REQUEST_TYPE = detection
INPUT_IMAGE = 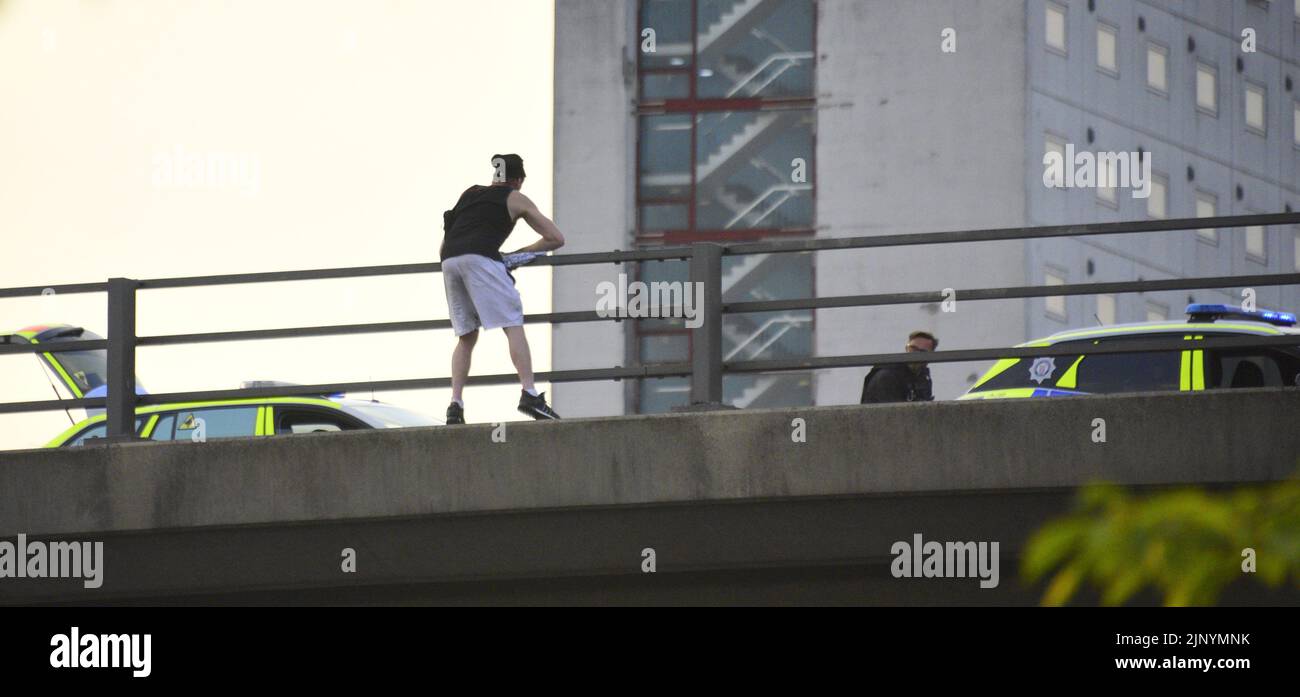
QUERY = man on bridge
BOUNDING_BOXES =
[440,153,566,424]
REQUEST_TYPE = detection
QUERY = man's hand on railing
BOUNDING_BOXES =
[502,251,543,270]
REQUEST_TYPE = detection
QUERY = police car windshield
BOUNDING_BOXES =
[41,331,108,394]
[344,402,439,428]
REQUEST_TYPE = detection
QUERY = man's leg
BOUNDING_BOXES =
[502,325,534,393]
[504,325,560,420]
[451,329,478,404]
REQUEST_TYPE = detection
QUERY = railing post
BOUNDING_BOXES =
[106,277,138,440]
[689,242,724,405]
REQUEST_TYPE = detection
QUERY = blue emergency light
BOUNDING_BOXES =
[1185,304,1298,326]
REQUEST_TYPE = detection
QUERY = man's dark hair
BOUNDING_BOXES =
[491,153,526,182]
[909,330,938,349]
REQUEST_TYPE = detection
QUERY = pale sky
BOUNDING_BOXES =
[0,0,556,450]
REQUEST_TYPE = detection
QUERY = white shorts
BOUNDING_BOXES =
[442,254,524,336]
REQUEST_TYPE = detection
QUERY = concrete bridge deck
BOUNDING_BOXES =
[1,388,1296,604]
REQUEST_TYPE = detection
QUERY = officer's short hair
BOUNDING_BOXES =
[491,153,526,181]
[909,330,938,349]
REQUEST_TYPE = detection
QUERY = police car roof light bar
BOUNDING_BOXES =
[1185,303,1298,326]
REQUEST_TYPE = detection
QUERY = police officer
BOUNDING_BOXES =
[860,331,937,404]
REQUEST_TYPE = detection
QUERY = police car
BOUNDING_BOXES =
[45,392,441,447]
[959,304,1300,400]
[0,324,121,405]
[1,323,440,447]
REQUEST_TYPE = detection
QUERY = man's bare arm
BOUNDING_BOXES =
[506,191,566,254]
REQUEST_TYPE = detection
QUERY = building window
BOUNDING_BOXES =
[1045,268,1067,320]
[1145,43,1168,94]
[1196,63,1217,116]
[1146,302,1168,323]
[1096,182,1117,206]
[1294,228,1300,271]
[1045,134,1067,160]
[1245,224,1267,263]
[1096,23,1118,75]
[1046,2,1067,54]
[1245,83,1266,135]
[1044,134,1067,190]
[1096,293,1117,325]
[1096,158,1118,207]
[1294,101,1300,147]
[1296,0,1300,20]
[1148,172,1168,219]
[1196,190,1218,244]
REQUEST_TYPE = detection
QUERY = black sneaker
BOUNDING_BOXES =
[518,391,561,420]
[445,402,465,425]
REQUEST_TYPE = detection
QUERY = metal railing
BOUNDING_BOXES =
[1,212,1298,438]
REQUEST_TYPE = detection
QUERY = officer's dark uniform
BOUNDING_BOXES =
[860,364,934,403]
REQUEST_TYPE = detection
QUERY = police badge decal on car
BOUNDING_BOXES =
[1028,357,1057,385]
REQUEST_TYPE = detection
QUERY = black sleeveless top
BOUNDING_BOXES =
[440,185,519,262]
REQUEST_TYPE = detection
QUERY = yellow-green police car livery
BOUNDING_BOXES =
[960,305,1300,400]
[4,324,441,447]
[0,324,119,404]
[45,395,440,447]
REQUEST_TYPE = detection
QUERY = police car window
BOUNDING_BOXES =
[69,424,107,447]
[1277,350,1300,387]
[149,414,176,441]
[45,349,107,394]
[68,417,146,447]
[1072,350,1181,393]
[967,354,1083,392]
[174,407,259,441]
[1210,352,1284,389]
[276,409,357,434]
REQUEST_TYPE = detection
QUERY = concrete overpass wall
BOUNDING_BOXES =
[1,388,1296,603]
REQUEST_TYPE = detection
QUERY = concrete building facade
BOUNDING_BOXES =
[552,0,1300,416]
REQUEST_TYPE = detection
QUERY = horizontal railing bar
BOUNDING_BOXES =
[5,214,1294,296]
[132,364,691,406]
[139,321,451,346]
[133,271,1300,348]
[0,340,108,356]
[727,334,1300,373]
[726,273,1300,314]
[726,213,1300,256]
[0,282,109,299]
[0,397,104,415]
[137,312,619,347]
[538,247,693,266]
[138,263,441,289]
[133,249,694,291]
[0,365,690,415]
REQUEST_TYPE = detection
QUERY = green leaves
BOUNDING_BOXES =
[1022,477,1300,606]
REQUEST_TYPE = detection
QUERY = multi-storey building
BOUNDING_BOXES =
[552,0,1300,416]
